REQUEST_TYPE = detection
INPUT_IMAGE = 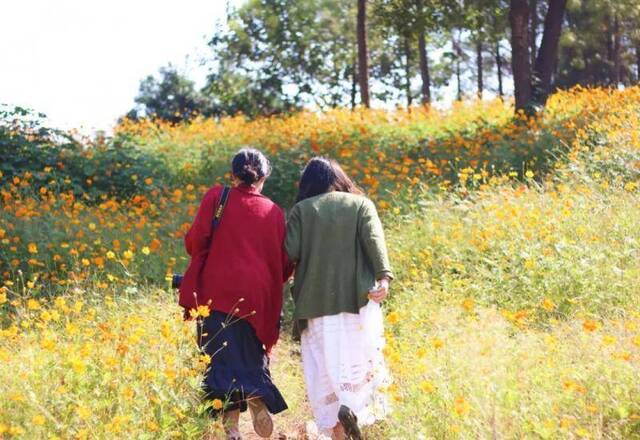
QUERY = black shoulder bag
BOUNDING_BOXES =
[172,186,231,289]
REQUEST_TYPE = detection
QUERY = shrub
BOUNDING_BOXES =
[0,105,171,201]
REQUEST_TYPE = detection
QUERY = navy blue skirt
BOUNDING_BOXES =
[198,311,288,415]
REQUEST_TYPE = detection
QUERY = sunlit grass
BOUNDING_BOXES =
[2,85,640,437]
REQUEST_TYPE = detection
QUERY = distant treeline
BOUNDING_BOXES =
[127,0,640,121]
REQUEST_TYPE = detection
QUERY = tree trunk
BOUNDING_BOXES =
[613,15,621,86]
[531,0,567,107]
[357,0,370,108]
[454,33,462,101]
[637,44,640,84]
[496,40,504,99]
[476,39,484,99]
[404,37,413,108]
[605,14,613,84]
[351,57,357,109]
[529,0,538,67]
[510,0,531,111]
[418,28,431,104]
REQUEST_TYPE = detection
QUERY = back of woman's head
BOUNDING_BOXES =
[296,157,363,203]
[231,148,272,185]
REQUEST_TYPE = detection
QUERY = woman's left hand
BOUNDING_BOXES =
[368,277,390,303]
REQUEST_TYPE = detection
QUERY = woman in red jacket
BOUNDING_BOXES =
[179,148,290,440]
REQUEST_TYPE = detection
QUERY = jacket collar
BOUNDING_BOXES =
[235,183,261,195]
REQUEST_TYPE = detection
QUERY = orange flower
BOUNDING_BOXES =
[461,298,474,312]
[211,399,223,410]
[149,238,161,252]
[582,319,600,332]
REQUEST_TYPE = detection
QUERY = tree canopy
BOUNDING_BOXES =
[129,0,640,120]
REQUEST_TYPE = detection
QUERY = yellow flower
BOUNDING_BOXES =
[123,250,134,259]
[27,298,41,310]
[419,381,435,393]
[122,387,134,399]
[106,251,116,260]
[575,427,590,437]
[141,246,151,255]
[73,301,83,313]
[386,311,400,325]
[0,291,7,304]
[32,415,46,426]
[541,298,556,311]
[28,243,38,254]
[613,351,631,362]
[40,310,52,322]
[54,296,67,310]
[453,396,470,416]
[8,426,25,435]
[81,258,90,267]
[197,305,210,318]
[70,358,86,374]
[76,405,91,420]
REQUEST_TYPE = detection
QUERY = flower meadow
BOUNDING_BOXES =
[2,86,640,438]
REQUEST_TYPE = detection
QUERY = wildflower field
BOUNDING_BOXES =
[2,86,640,438]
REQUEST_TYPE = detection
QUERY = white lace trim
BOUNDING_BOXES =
[301,302,391,431]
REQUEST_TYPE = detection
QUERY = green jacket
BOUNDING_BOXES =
[285,191,393,332]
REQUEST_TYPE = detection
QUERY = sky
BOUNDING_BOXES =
[0,0,237,133]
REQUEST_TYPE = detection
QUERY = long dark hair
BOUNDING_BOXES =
[231,148,272,185]
[296,157,364,203]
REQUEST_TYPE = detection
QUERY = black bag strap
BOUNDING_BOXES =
[211,186,231,232]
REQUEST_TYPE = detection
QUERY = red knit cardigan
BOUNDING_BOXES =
[179,184,292,351]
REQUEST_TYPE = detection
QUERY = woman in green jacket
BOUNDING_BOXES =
[286,157,393,440]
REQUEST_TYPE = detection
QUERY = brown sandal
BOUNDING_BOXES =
[248,398,274,438]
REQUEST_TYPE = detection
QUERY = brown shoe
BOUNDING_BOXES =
[248,398,274,438]
[337,405,362,440]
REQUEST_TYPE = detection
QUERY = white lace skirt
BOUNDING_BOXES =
[300,301,391,432]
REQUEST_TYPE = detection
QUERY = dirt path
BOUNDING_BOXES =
[237,337,313,439]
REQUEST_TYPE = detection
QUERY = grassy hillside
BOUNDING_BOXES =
[1,87,640,438]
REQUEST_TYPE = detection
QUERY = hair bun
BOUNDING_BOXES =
[241,164,260,184]
[231,148,272,185]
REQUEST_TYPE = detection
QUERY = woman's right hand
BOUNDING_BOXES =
[368,278,390,303]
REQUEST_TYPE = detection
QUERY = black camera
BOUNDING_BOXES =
[171,274,183,289]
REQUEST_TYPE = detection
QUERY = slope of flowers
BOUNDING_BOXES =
[0,182,202,292]
[2,181,640,439]
[2,86,640,438]
[115,86,640,207]
[0,291,212,439]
